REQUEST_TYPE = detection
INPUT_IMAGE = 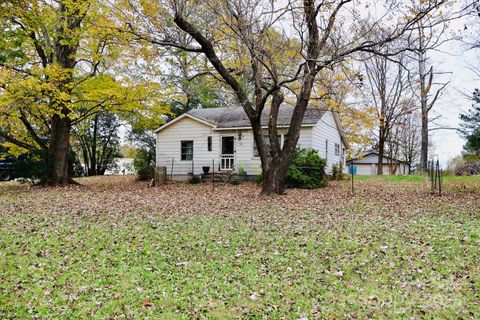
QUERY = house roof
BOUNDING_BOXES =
[347,152,409,164]
[187,105,326,128]
[154,105,350,148]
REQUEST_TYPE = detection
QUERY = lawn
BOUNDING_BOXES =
[0,176,479,319]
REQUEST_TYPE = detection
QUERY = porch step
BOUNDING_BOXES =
[205,172,233,183]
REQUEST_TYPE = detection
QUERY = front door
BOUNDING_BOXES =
[220,136,235,170]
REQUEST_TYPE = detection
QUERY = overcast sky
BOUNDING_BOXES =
[428,13,479,166]
[122,2,479,168]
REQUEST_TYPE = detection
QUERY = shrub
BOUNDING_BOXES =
[188,174,202,184]
[13,151,46,180]
[455,160,480,176]
[11,149,84,180]
[68,150,85,177]
[286,148,327,189]
[230,175,241,185]
[133,148,155,181]
[331,163,344,181]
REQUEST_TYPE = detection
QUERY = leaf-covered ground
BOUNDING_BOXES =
[0,176,479,319]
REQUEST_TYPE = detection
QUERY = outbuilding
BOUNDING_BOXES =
[347,152,410,176]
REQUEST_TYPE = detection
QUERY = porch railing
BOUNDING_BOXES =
[220,154,234,170]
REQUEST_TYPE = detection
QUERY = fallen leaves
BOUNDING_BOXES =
[142,300,153,308]
[0,175,478,319]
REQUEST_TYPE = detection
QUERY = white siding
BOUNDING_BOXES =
[216,127,313,176]
[312,111,343,173]
[352,154,380,164]
[297,127,313,149]
[156,111,345,178]
[156,117,217,176]
[222,130,260,175]
[347,161,410,176]
[355,164,375,175]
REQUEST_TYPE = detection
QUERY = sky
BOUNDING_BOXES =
[428,14,479,166]
[120,1,478,169]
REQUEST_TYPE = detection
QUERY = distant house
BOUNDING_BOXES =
[104,158,135,175]
[154,105,349,180]
[346,152,410,176]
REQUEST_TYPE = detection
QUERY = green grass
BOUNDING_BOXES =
[349,174,377,181]
[354,173,480,186]
[383,174,426,183]
[0,176,479,319]
[352,174,426,183]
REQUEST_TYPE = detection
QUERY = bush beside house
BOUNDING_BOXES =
[286,148,327,189]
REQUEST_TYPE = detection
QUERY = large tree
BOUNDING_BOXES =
[362,52,412,175]
[72,112,122,176]
[166,49,233,116]
[0,0,170,184]
[406,2,473,170]
[413,20,449,172]
[0,0,93,184]
[397,111,422,172]
[459,89,480,159]
[113,0,448,194]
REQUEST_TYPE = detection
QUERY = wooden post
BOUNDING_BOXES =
[428,160,435,190]
[339,160,343,179]
[212,158,215,190]
[351,160,354,194]
[436,160,442,196]
[170,157,174,182]
[438,165,442,196]
[154,166,167,186]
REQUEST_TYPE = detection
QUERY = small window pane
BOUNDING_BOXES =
[207,136,212,152]
[181,141,193,160]
[335,143,340,156]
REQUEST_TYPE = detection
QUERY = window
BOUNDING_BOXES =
[207,136,212,151]
[335,143,340,156]
[181,141,193,160]
[253,135,281,157]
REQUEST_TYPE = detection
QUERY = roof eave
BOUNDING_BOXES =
[348,152,410,164]
[331,110,350,149]
[154,113,216,133]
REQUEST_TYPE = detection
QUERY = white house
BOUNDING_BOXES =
[155,105,349,180]
[346,151,410,176]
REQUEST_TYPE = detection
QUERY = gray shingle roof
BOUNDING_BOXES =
[187,105,326,128]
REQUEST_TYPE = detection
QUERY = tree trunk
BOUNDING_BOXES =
[418,27,429,172]
[420,109,428,172]
[391,162,398,175]
[377,127,385,175]
[261,166,287,195]
[173,1,320,195]
[46,114,72,185]
[261,154,292,195]
[261,142,294,195]
[43,2,83,185]
[88,114,98,176]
